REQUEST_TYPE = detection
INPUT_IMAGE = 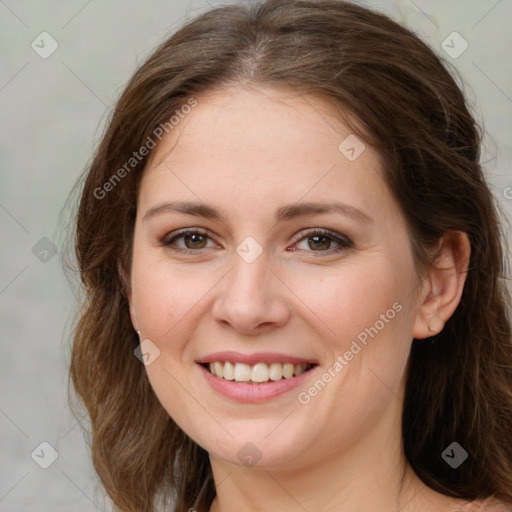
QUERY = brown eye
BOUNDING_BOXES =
[163,229,215,253]
[182,232,208,249]
[307,235,332,251]
[292,229,352,255]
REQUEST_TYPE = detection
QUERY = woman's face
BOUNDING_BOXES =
[127,86,424,470]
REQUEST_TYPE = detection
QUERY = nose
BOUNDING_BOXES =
[211,250,291,335]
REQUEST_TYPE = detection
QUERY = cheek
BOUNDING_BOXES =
[288,258,415,401]
[289,260,407,344]
[130,253,214,343]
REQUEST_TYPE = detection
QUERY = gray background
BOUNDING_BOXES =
[0,0,511,510]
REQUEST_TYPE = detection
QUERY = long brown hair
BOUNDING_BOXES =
[68,1,512,510]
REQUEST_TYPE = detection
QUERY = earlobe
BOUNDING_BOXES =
[426,316,445,334]
[412,231,471,340]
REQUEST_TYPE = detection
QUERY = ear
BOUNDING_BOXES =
[412,231,471,339]
[118,260,139,333]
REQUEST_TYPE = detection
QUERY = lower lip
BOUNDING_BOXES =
[198,364,317,403]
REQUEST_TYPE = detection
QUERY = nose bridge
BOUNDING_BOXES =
[212,239,291,331]
[226,242,272,304]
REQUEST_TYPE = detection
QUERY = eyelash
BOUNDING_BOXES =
[161,228,353,256]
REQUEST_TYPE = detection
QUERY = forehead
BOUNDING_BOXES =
[139,85,396,224]
[147,85,365,167]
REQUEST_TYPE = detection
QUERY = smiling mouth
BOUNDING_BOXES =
[201,361,317,384]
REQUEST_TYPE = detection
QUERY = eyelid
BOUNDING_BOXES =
[161,227,353,254]
[162,227,216,247]
[290,228,352,247]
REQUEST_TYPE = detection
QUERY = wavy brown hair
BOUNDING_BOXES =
[67,0,512,510]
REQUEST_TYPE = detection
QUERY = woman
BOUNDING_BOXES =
[68,0,512,511]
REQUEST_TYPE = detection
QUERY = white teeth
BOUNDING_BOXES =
[206,361,312,382]
[294,363,307,376]
[234,363,252,381]
[251,363,270,383]
[283,363,294,379]
[223,361,235,380]
[269,362,283,381]
[214,361,224,379]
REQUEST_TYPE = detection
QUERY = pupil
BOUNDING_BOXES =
[310,236,329,250]
[183,234,331,251]
[186,234,206,249]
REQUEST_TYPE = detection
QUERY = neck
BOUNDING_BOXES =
[207,405,443,512]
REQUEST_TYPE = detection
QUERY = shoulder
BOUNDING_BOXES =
[452,497,511,512]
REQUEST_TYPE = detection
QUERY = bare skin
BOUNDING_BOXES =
[123,85,493,511]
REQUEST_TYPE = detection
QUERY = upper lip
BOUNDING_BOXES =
[196,351,319,366]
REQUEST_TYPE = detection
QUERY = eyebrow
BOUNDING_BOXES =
[143,200,373,225]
